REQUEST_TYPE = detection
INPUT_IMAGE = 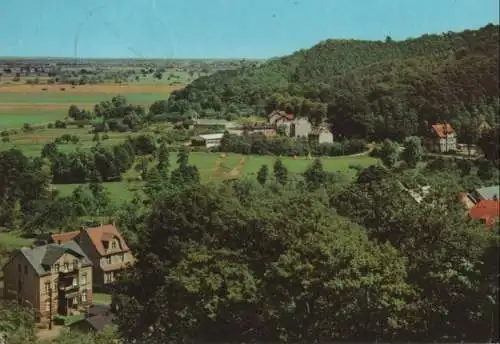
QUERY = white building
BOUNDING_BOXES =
[309,127,334,144]
[191,133,225,148]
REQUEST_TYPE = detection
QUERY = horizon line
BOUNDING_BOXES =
[0,55,268,61]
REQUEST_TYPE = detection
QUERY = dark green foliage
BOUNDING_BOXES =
[273,158,288,185]
[378,139,399,168]
[303,158,327,188]
[219,132,366,156]
[48,141,135,184]
[168,24,499,141]
[401,136,423,168]
[156,143,170,175]
[256,164,269,185]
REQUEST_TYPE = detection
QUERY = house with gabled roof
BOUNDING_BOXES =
[427,122,457,153]
[51,224,135,290]
[469,200,500,229]
[2,241,93,326]
[268,110,312,138]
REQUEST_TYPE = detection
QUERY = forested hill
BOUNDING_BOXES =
[167,23,499,141]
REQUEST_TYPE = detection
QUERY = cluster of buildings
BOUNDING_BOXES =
[191,110,334,148]
[2,223,134,329]
[460,185,500,228]
[401,183,499,228]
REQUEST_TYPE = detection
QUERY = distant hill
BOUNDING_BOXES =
[168,24,499,141]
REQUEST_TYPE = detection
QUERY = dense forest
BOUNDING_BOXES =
[167,24,499,141]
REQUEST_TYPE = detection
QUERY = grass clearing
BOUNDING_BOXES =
[0,127,138,156]
[93,293,112,305]
[0,108,67,128]
[51,152,377,203]
[0,231,33,251]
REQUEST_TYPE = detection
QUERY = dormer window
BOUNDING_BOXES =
[102,241,109,250]
[73,259,79,270]
[111,241,117,249]
[54,264,60,272]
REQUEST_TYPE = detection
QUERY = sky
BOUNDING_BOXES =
[1,0,499,59]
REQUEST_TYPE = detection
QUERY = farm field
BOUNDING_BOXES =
[0,127,137,156]
[54,152,378,202]
[0,83,182,128]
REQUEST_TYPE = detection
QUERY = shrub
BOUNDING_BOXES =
[22,123,33,132]
[54,120,67,129]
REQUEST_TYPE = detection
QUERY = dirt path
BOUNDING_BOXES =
[225,157,248,179]
[209,154,227,180]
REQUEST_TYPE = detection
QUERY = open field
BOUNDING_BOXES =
[54,152,378,202]
[0,127,136,155]
[0,108,68,128]
[0,83,183,129]
[0,83,184,94]
[0,231,34,251]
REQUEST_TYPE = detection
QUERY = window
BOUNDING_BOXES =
[81,273,87,285]
[45,300,51,311]
[81,291,87,302]
[106,256,111,265]
[54,278,58,289]
[63,262,69,271]
[105,272,114,283]
[111,241,117,249]
[54,264,60,272]
[73,259,79,269]
[119,253,125,262]
[72,278,77,287]
[44,282,50,293]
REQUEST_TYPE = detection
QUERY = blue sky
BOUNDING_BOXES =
[1,0,498,59]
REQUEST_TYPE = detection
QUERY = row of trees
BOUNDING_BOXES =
[41,142,136,184]
[218,131,367,156]
[0,148,119,233]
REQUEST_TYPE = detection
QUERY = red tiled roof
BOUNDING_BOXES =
[432,123,455,138]
[51,231,79,244]
[269,110,294,121]
[85,224,130,256]
[469,200,500,229]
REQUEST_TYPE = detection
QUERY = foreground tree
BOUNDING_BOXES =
[114,182,413,342]
[0,300,36,344]
[332,170,499,341]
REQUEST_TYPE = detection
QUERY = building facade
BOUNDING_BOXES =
[49,224,135,290]
[309,127,334,144]
[428,123,457,153]
[191,133,225,148]
[2,241,93,325]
